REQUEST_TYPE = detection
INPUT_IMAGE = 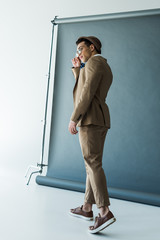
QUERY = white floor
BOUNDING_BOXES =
[0,172,160,240]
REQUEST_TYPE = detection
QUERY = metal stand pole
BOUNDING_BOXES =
[25,18,57,185]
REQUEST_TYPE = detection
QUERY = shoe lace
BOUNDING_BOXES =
[95,213,101,222]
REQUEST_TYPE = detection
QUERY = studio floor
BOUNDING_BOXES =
[0,172,160,240]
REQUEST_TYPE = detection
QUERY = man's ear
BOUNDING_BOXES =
[90,44,95,52]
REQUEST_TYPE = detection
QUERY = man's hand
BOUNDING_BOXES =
[68,120,78,135]
[72,57,81,68]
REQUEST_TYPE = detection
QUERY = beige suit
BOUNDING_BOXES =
[70,55,113,208]
[70,55,113,127]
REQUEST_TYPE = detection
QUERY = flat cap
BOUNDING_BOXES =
[77,36,102,53]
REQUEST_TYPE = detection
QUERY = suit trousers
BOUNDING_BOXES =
[79,124,110,208]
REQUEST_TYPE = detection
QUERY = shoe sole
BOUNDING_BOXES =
[69,211,93,221]
[88,217,116,234]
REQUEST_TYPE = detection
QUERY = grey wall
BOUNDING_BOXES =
[36,10,160,206]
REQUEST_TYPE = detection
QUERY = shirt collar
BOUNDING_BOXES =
[93,54,102,57]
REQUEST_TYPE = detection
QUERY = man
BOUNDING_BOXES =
[68,36,116,234]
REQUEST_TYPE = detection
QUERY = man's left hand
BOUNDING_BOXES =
[68,120,78,135]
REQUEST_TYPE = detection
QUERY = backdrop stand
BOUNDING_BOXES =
[25,17,58,185]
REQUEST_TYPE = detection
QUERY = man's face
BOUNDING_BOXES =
[76,41,93,63]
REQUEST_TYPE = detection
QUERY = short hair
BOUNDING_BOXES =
[76,38,101,54]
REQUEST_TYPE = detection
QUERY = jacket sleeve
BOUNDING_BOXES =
[72,67,80,81]
[70,58,102,123]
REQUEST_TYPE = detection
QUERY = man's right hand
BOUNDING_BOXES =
[72,57,81,68]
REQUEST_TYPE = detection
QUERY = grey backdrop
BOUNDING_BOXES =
[36,10,160,206]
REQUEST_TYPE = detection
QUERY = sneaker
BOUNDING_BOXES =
[88,211,116,233]
[69,205,93,220]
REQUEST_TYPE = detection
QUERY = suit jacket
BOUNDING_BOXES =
[70,55,113,128]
